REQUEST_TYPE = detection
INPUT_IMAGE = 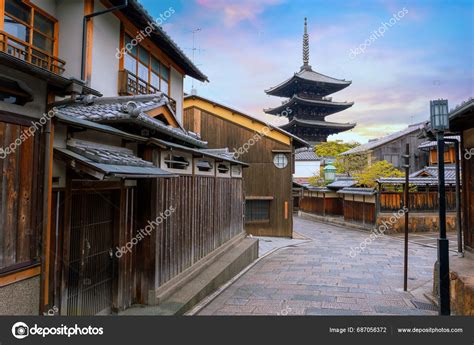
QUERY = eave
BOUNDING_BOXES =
[264,95,354,115]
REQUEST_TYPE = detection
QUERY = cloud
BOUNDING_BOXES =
[195,0,282,27]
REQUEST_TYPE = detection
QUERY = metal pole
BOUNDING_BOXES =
[437,131,451,315]
[403,144,410,291]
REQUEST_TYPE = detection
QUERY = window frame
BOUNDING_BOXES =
[2,0,58,58]
[245,199,271,223]
[122,32,171,96]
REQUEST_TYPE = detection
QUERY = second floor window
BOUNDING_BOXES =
[4,0,55,53]
[2,0,59,72]
[123,34,170,95]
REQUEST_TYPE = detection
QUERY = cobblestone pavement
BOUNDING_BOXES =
[197,216,452,315]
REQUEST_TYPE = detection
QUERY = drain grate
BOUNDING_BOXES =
[411,300,438,311]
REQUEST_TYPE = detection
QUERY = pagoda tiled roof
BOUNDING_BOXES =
[264,94,354,115]
[265,67,351,98]
[280,118,356,131]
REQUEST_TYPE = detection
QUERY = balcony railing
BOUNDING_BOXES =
[118,69,177,113]
[0,31,65,75]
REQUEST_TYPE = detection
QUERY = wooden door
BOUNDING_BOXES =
[64,189,118,316]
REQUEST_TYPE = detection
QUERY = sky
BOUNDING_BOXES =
[140,0,474,143]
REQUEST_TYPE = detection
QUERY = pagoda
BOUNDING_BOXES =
[264,18,355,145]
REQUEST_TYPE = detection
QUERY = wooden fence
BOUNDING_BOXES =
[380,191,456,212]
[153,176,244,287]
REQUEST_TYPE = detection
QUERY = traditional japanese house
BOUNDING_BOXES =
[264,18,355,145]
[183,95,309,237]
[0,0,256,316]
[450,98,474,251]
[340,122,430,173]
[0,0,101,315]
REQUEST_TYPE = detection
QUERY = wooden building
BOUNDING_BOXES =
[184,95,309,237]
[449,98,474,251]
[0,0,254,316]
[340,122,430,173]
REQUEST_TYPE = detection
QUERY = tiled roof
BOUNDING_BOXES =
[341,122,428,155]
[410,165,459,180]
[418,136,460,149]
[377,176,457,186]
[326,177,357,189]
[295,147,319,161]
[56,139,174,178]
[55,94,207,148]
[337,187,377,195]
[67,139,153,167]
[280,118,356,130]
[117,0,208,82]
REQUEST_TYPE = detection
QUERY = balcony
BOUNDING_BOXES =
[118,69,176,113]
[0,30,65,75]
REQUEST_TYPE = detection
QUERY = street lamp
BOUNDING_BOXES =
[324,164,336,182]
[430,99,451,316]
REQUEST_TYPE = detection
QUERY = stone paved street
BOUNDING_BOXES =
[197,216,453,315]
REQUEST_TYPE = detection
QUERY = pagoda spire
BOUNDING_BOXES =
[302,17,311,70]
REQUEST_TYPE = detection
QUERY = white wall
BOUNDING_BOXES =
[170,67,184,123]
[90,1,120,96]
[56,0,84,80]
[294,161,321,178]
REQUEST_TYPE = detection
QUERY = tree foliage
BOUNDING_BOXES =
[314,141,359,157]
[335,153,368,175]
[354,160,404,188]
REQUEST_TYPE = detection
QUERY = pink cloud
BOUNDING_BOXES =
[195,0,282,27]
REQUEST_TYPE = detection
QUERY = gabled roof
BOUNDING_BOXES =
[264,95,354,115]
[265,68,351,98]
[184,94,310,148]
[377,176,457,186]
[449,98,474,131]
[341,122,427,155]
[410,165,459,180]
[55,94,207,148]
[112,0,208,82]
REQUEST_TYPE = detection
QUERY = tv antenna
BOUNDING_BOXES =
[184,28,205,93]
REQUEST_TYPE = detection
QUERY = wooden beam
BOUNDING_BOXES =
[84,0,94,82]
[0,266,41,287]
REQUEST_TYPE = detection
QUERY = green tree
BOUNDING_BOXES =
[314,141,359,157]
[335,153,368,175]
[354,160,404,188]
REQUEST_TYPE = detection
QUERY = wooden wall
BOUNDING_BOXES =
[0,118,42,272]
[462,127,474,250]
[343,199,376,224]
[184,107,293,237]
[299,195,343,217]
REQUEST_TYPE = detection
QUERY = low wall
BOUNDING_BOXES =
[0,276,40,315]
[376,212,457,234]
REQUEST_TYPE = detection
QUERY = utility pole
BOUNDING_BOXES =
[402,143,410,291]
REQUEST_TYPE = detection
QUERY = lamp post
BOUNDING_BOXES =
[430,99,451,315]
[324,164,336,182]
